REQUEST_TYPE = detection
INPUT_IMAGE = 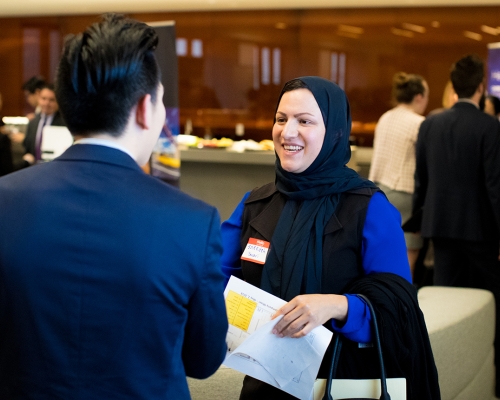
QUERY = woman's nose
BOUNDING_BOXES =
[282,120,298,138]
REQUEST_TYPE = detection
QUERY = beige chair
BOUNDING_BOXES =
[188,365,245,400]
[418,286,497,400]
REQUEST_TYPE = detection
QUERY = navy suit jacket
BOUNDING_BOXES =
[413,101,500,241]
[0,144,228,399]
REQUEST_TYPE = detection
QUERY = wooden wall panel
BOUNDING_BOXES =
[0,6,498,144]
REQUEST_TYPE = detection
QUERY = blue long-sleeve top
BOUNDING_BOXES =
[221,191,412,343]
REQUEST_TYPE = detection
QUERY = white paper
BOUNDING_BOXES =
[41,126,73,161]
[223,276,333,400]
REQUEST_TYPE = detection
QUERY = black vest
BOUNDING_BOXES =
[238,183,383,399]
[239,182,378,296]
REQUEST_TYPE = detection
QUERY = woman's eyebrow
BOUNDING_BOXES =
[275,111,315,117]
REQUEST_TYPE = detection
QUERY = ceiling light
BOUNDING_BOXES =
[481,25,499,36]
[275,22,287,30]
[431,21,440,28]
[401,23,426,33]
[391,28,414,38]
[463,31,483,41]
[338,24,364,35]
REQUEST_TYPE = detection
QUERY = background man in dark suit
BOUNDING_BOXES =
[21,83,66,167]
[413,54,500,395]
[0,13,228,399]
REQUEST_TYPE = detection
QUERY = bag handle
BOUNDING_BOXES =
[322,294,391,400]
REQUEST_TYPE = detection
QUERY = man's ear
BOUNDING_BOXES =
[135,94,152,129]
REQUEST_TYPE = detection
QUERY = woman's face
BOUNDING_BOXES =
[272,88,326,174]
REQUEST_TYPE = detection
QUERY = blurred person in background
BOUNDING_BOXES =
[369,72,429,276]
[9,76,48,146]
[22,75,46,119]
[19,83,65,168]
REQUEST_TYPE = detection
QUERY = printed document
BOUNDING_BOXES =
[223,276,333,400]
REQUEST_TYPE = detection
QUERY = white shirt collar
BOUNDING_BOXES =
[73,138,135,160]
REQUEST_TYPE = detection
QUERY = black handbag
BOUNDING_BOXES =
[322,294,392,400]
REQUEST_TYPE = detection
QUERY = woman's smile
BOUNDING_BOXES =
[282,144,304,152]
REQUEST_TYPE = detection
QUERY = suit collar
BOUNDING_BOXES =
[73,138,134,159]
[453,100,480,110]
[55,143,142,172]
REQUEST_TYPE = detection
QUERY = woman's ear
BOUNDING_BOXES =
[135,94,152,129]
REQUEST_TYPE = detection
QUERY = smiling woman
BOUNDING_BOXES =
[273,85,326,174]
[220,76,440,399]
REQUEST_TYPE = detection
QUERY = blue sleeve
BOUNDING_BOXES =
[220,192,251,285]
[331,191,412,343]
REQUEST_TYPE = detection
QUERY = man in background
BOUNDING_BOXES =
[413,54,500,395]
[22,75,46,119]
[8,76,48,147]
[21,83,65,166]
[0,13,228,399]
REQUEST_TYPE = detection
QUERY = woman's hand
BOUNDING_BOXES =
[271,294,348,338]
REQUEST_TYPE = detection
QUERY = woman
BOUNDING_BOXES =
[369,72,429,276]
[221,76,439,400]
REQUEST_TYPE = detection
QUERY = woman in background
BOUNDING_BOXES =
[221,76,439,400]
[369,72,429,276]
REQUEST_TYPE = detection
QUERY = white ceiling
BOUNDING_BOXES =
[2,0,500,18]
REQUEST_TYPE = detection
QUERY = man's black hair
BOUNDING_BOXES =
[22,76,47,94]
[450,55,484,99]
[56,13,161,137]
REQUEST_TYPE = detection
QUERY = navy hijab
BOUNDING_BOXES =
[260,76,377,301]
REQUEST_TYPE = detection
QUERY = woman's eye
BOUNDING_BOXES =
[300,119,310,125]
[276,117,286,123]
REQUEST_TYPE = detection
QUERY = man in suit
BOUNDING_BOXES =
[21,83,66,167]
[413,54,500,395]
[0,13,228,399]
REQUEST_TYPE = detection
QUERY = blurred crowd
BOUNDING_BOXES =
[0,75,66,175]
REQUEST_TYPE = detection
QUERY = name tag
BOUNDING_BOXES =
[241,238,270,265]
